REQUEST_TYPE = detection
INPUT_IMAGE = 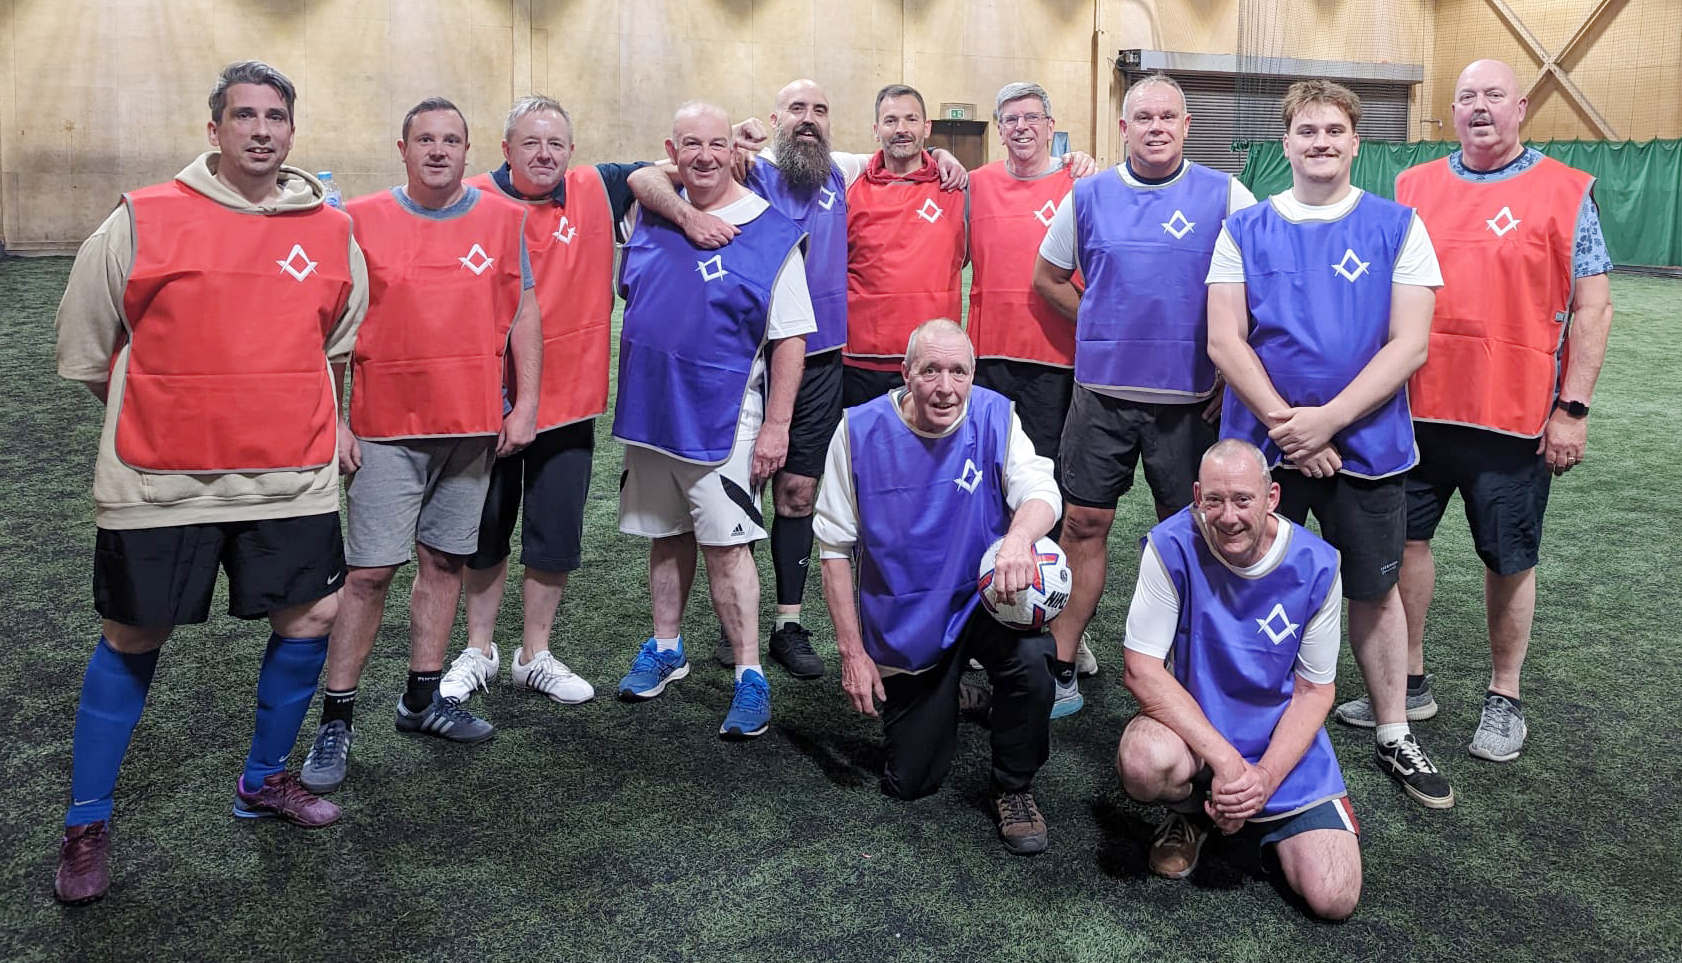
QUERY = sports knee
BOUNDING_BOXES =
[1061,508,1112,542]
[774,475,817,516]
[101,622,171,653]
[1303,879,1361,921]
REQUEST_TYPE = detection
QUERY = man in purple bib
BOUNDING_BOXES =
[814,319,1062,855]
[1207,80,1455,811]
[1119,439,1361,920]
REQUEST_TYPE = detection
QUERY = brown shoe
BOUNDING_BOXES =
[55,821,111,905]
[993,790,1048,855]
[1148,812,1208,879]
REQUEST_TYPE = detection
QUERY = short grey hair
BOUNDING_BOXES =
[1201,438,1272,485]
[209,60,295,124]
[1122,72,1187,118]
[504,95,572,143]
[904,318,972,369]
[995,82,1052,121]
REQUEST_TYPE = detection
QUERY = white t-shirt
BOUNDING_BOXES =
[813,389,1061,559]
[1037,162,1258,271]
[1122,514,1342,684]
[627,189,816,437]
[1205,187,1443,287]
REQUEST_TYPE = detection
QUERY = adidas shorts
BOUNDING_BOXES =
[617,433,766,547]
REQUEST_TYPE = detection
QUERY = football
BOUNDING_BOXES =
[977,536,1072,631]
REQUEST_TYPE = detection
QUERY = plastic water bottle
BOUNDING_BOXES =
[318,171,343,210]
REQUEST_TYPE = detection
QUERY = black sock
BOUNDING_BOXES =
[1406,673,1427,691]
[1489,690,1522,712]
[320,687,357,728]
[404,671,441,713]
[1052,658,1076,685]
[770,513,815,607]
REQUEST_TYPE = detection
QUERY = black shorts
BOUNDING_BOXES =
[975,358,1074,464]
[781,350,845,479]
[1275,472,1405,602]
[94,512,345,628]
[468,420,594,572]
[1059,385,1214,510]
[1405,423,1552,575]
[841,364,903,408]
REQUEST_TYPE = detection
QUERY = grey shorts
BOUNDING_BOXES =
[345,436,496,566]
[1059,385,1215,510]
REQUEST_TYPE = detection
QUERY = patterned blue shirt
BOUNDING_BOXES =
[1447,148,1612,277]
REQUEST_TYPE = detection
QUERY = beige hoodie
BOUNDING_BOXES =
[54,151,369,530]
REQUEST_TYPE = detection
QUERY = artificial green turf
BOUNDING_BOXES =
[1,258,1677,962]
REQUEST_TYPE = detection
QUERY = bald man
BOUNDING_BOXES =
[613,102,814,740]
[1372,59,1614,763]
[630,80,965,679]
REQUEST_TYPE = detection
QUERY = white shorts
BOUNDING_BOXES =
[617,436,766,546]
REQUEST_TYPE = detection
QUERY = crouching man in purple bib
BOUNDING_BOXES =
[1118,439,1361,920]
[814,319,1062,855]
[612,101,814,740]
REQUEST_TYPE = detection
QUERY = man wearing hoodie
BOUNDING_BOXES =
[50,60,368,905]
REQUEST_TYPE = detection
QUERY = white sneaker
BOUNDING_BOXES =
[512,649,595,704]
[439,645,500,702]
[1075,633,1099,678]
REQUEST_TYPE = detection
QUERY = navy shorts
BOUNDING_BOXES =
[1406,422,1552,575]
[95,512,344,628]
[467,420,594,572]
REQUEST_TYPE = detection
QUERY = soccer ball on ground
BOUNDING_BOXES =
[977,536,1072,631]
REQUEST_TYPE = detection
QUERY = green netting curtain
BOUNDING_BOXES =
[1234,139,1682,269]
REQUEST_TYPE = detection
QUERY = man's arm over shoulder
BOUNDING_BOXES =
[625,165,740,249]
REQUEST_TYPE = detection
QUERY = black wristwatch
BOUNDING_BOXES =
[1555,398,1590,419]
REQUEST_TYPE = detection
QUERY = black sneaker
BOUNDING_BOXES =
[1375,733,1455,809]
[769,624,824,679]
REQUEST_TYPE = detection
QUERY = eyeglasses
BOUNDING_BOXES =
[998,112,1048,128]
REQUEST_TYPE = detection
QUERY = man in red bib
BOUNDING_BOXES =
[844,84,968,406]
[433,96,654,715]
[51,61,367,904]
[1361,60,1615,764]
[302,98,542,793]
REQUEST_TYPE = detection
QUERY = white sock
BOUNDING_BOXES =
[655,636,682,652]
[776,609,801,630]
[1376,722,1410,746]
[736,663,764,681]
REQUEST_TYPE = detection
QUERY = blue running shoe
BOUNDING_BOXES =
[720,668,771,739]
[619,638,689,701]
[1050,675,1084,719]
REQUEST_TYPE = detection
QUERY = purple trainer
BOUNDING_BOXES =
[233,772,342,828]
[54,820,111,905]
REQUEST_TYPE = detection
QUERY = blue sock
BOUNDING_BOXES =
[66,638,160,826]
[242,633,329,790]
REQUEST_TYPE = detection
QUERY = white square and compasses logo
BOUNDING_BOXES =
[818,187,838,211]
[459,243,495,275]
[1033,201,1058,227]
[552,216,577,245]
[696,255,729,282]
[1161,210,1195,239]
[953,458,982,493]
[1486,206,1521,237]
[276,243,317,282]
[1331,248,1369,282]
[916,199,944,223]
[1255,602,1300,645]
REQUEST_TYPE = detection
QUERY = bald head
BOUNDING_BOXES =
[1452,59,1527,169]
[666,101,738,207]
[672,100,730,141]
[1193,439,1279,567]
[771,79,834,191]
[776,78,828,114]
[1200,438,1271,487]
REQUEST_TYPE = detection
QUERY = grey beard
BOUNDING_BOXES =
[774,132,832,192]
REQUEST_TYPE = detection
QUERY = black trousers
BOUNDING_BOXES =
[879,608,1055,799]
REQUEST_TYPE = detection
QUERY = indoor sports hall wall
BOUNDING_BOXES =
[0,0,1676,253]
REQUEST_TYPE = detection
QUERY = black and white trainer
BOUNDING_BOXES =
[1375,732,1455,809]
